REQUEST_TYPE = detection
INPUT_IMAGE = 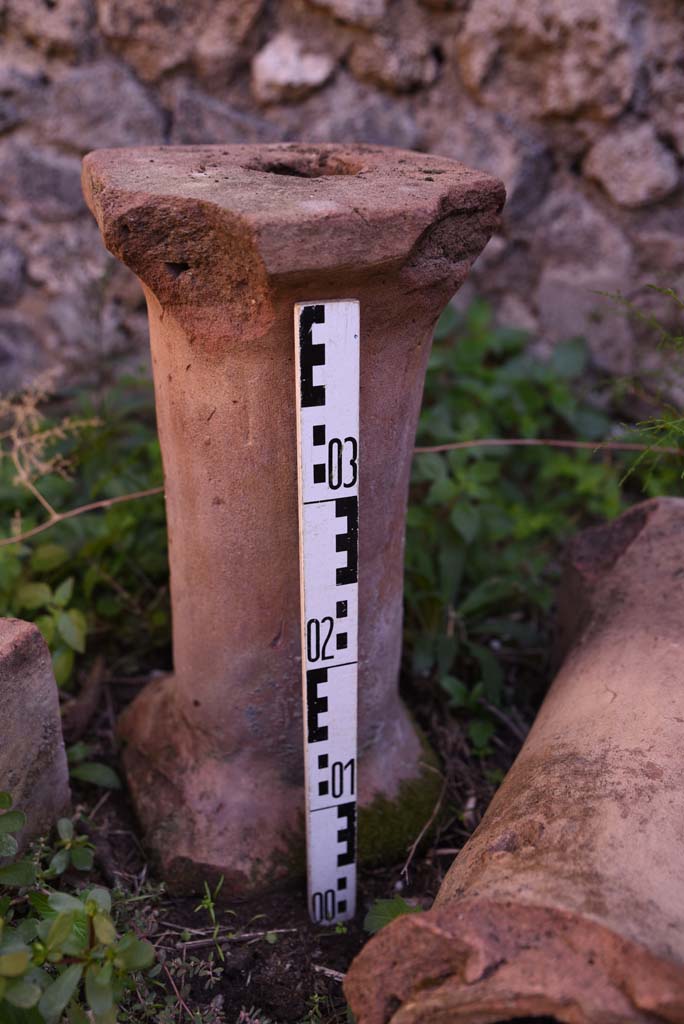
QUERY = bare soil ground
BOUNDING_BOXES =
[68,667,533,1023]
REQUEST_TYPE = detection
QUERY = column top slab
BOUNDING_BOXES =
[82,143,504,281]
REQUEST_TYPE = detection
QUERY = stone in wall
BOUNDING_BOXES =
[96,0,263,85]
[40,61,165,152]
[1,0,684,389]
[6,0,95,59]
[0,144,85,222]
[583,122,680,208]
[308,0,388,29]
[251,32,336,105]
[642,0,684,159]
[167,80,278,145]
[457,0,636,120]
[0,241,25,308]
[275,72,420,149]
[0,317,47,393]
[0,63,47,135]
[532,187,634,373]
[420,92,553,223]
[349,32,438,93]
[535,267,634,375]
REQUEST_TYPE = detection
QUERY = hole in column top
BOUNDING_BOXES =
[246,153,364,179]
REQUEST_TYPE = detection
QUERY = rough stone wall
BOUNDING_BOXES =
[1,0,683,390]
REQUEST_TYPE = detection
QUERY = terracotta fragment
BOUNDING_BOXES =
[0,618,70,849]
[82,143,503,893]
[345,497,684,1023]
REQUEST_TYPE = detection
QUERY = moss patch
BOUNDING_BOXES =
[272,732,444,883]
[358,735,443,866]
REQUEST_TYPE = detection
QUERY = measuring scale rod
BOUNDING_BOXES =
[295,300,359,925]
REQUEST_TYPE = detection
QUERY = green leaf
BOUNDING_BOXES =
[66,743,90,765]
[16,583,52,612]
[363,897,422,935]
[46,913,75,953]
[449,503,480,544]
[113,934,155,971]
[549,337,586,379]
[469,643,504,705]
[34,615,55,646]
[38,964,83,1021]
[0,949,30,977]
[67,1002,90,1024]
[69,763,121,790]
[56,819,74,842]
[28,892,51,917]
[438,541,464,605]
[47,893,84,915]
[4,977,42,1008]
[56,610,86,654]
[439,675,470,708]
[61,915,89,958]
[85,963,113,1017]
[30,545,69,573]
[0,835,19,858]
[52,648,75,688]
[0,861,36,888]
[93,1008,117,1024]
[0,811,26,835]
[0,793,12,810]
[92,913,116,946]
[13,921,37,945]
[48,849,70,876]
[70,846,94,872]
[458,578,513,619]
[434,304,459,341]
[468,718,495,751]
[0,1002,44,1024]
[85,889,111,915]
[52,578,74,609]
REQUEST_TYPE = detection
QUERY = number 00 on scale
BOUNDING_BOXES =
[294,300,360,924]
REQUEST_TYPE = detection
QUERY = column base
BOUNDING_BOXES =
[118,674,441,896]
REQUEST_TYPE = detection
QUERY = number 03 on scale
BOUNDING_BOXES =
[295,300,359,925]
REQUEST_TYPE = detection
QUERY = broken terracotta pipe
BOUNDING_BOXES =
[0,618,70,850]
[345,496,684,1024]
[81,143,504,893]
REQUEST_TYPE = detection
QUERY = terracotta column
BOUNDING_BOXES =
[82,143,504,893]
[346,497,684,1024]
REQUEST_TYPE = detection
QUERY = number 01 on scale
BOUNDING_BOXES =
[294,300,359,925]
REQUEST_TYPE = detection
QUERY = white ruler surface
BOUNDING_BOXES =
[295,300,359,925]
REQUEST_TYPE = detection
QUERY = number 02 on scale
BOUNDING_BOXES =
[295,300,359,925]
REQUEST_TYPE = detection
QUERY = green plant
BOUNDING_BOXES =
[601,284,684,476]
[0,375,168,686]
[0,885,154,1023]
[405,300,682,740]
[0,794,36,890]
[0,792,26,863]
[45,820,94,878]
[362,896,422,935]
[66,745,121,792]
[194,878,225,962]
[0,794,155,1024]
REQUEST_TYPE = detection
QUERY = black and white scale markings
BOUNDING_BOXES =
[294,300,359,925]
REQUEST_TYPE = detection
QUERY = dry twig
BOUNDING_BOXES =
[414,437,684,456]
[1,373,678,550]
[0,486,164,547]
[313,964,345,982]
[401,774,448,882]
[162,962,194,1021]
